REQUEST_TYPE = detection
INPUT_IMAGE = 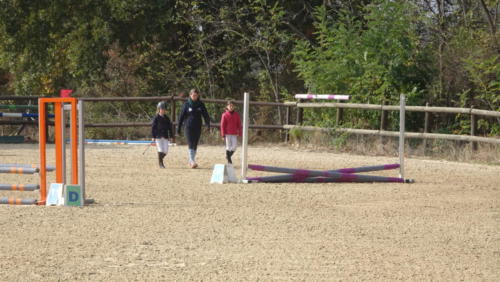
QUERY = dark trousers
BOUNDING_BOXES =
[185,126,201,150]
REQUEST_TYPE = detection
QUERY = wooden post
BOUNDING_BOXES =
[296,99,303,125]
[336,108,343,126]
[380,100,387,144]
[380,100,387,130]
[285,106,291,143]
[470,106,478,151]
[423,102,429,151]
[170,96,176,143]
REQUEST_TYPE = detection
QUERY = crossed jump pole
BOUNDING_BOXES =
[246,164,412,183]
[240,94,411,184]
[248,163,400,175]
[245,164,408,183]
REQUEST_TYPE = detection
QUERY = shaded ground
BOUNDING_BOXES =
[0,144,499,280]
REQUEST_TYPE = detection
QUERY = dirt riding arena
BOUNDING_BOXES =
[1,143,499,280]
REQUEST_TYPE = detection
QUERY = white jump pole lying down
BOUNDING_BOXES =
[241,92,250,180]
[399,94,405,179]
[294,94,350,100]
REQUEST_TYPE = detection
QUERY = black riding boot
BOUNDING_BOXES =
[226,150,232,164]
[158,152,165,168]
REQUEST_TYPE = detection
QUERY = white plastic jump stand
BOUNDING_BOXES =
[46,183,64,206]
[210,164,238,184]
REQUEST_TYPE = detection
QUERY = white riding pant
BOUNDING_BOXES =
[225,135,238,151]
[155,138,169,154]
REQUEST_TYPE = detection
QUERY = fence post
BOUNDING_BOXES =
[170,96,176,142]
[423,102,430,152]
[379,100,387,145]
[285,106,291,143]
[336,108,343,126]
[470,106,477,151]
[380,100,387,131]
[296,99,303,125]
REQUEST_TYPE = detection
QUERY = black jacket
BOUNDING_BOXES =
[177,100,210,134]
[152,114,173,138]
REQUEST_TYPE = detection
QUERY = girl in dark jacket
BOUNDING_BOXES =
[152,101,173,168]
[177,88,210,168]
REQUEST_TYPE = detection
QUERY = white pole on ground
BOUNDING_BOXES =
[241,92,250,180]
[399,94,406,179]
[78,100,86,205]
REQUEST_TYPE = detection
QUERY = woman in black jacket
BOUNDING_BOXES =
[152,101,173,168]
[177,88,210,168]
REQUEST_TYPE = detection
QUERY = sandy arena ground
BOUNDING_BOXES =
[0,143,499,281]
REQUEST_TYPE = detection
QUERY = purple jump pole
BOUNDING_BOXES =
[301,175,413,183]
[248,163,399,175]
[247,171,413,183]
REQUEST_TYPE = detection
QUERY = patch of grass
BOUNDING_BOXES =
[283,131,500,165]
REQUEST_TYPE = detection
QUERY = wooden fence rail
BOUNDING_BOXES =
[1,95,498,145]
[284,101,500,117]
[283,125,500,145]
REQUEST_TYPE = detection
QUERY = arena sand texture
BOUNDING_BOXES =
[0,144,499,280]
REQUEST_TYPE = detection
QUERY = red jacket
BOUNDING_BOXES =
[220,110,242,137]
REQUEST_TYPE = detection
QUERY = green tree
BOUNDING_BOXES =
[293,1,429,129]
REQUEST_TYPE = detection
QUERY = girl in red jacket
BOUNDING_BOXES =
[220,100,242,164]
